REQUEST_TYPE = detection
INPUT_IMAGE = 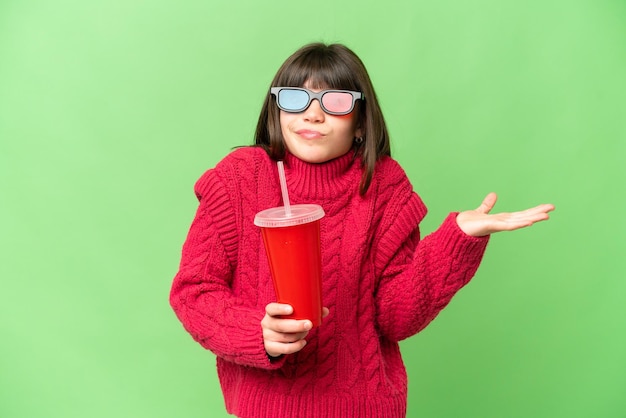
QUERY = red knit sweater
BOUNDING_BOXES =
[170,147,489,418]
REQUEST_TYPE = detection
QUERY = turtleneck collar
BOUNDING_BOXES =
[281,150,362,202]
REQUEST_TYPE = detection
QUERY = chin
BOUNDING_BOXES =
[290,150,329,164]
[299,157,327,164]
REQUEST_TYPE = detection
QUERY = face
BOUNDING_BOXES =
[279,82,362,164]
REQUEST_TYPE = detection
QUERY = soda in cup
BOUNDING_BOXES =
[254,204,325,327]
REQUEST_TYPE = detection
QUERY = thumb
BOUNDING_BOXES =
[476,192,498,214]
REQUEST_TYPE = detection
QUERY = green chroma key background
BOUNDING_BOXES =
[1,0,624,417]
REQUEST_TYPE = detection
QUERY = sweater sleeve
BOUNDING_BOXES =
[373,181,489,342]
[169,168,285,370]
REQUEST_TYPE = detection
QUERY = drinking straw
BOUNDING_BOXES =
[277,161,292,216]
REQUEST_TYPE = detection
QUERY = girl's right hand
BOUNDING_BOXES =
[262,303,327,358]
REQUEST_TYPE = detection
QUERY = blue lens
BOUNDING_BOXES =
[278,89,309,111]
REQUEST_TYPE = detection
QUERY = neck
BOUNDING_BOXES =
[282,151,361,202]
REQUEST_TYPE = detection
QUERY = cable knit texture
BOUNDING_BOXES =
[170,147,489,418]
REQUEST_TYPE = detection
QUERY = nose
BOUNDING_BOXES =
[302,98,325,122]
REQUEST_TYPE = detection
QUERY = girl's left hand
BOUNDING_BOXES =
[456,192,555,237]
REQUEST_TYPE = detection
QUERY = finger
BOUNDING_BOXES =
[263,316,313,334]
[490,210,551,231]
[262,317,310,349]
[504,205,555,226]
[265,339,307,357]
[322,307,330,318]
[525,203,556,216]
[264,327,310,343]
[476,192,497,214]
[262,320,309,344]
[510,203,555,218]
[265,303,293,317]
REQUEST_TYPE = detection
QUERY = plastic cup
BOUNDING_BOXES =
[254,204,325,327]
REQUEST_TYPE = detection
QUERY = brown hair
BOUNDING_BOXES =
[254,43,390,195]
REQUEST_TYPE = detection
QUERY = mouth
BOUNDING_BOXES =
[295,129,324,140]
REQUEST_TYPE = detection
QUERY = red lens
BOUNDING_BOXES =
[321,92,352,114]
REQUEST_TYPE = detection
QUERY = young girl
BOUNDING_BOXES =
[170,43,554,418]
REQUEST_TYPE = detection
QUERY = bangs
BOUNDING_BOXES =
[275,48,360,91]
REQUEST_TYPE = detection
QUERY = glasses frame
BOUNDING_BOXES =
[270,87,364,116]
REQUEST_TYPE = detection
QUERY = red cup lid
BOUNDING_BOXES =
[254,204,325,228]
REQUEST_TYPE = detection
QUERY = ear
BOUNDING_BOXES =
[354,126,363,139]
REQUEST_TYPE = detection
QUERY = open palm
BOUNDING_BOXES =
[456,192,555,237]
